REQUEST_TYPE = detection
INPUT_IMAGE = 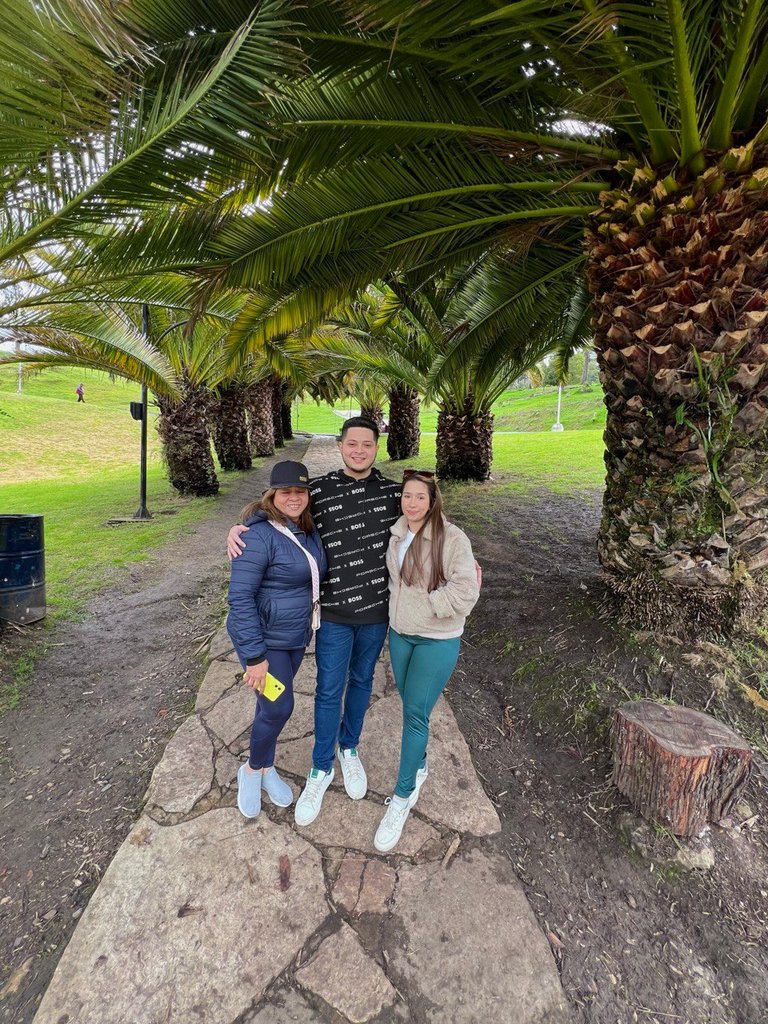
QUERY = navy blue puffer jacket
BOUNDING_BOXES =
[227,511,327,664]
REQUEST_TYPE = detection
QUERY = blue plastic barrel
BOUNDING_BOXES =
[0,515,46,624]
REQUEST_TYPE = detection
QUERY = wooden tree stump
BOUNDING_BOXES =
[612,700,752,836]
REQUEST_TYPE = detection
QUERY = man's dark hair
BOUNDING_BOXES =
[339,415,379,441]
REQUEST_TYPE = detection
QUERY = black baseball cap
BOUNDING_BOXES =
[267,460,311,490]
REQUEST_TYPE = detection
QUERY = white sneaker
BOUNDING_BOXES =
[294,767,335,826]
[374,796,411,852]
[337,746,367,800]
[409,758,429,808]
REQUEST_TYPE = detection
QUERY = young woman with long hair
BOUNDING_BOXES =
[375,469,480,851]
[227,460,326,820]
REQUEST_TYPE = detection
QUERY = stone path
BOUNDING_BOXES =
[33,438,568,1024]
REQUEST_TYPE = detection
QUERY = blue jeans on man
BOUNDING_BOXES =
[312,619,389,771]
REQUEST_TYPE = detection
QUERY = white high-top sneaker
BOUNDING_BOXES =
[337,746,367,800]
[294,767,335,826]
[374,796,411,852]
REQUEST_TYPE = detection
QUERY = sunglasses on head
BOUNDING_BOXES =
[402,468,435,481]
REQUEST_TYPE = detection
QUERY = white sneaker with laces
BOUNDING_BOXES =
[374,796,411,852]
[409,758,429,808]
[337,746,367,800]
[294,767,335,826]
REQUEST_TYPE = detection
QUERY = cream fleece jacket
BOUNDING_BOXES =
[387,515,480,639]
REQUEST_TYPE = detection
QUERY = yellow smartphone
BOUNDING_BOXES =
[262,672,286,702]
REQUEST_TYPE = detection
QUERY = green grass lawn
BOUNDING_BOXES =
[377,430,606,494]
[292,384,606,435]
[1,366,159,484]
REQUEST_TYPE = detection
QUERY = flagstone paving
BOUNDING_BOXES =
[33,437,568,1024]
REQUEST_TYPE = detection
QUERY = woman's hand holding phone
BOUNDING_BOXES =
[242,660,268,694]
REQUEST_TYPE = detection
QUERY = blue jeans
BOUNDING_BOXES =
[246,648,304,770]
[312,620,389,772]
[388,630,461,798]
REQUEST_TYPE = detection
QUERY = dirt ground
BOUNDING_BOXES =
[0,443,309,1023]
[2,448,767,1024]
[446,484,768,1024]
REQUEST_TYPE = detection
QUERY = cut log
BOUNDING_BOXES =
[612,700,752,836]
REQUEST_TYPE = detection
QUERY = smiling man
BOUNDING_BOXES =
[228,416,401,825]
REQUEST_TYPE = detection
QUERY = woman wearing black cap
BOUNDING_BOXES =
[227,460,327,819]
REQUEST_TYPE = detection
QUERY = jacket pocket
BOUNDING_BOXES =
[257,598,276,632]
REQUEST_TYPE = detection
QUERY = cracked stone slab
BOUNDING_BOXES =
[215,748,241,789]
[331,853,366,912]
[145,716,214,815]
[362,695,501,836]
[294,790,440,858]
[204,684,254,746]
[196,659,241,712]
[33,809,328,1024]
[293,657,317,696]
[243,988,325,1022]
[281,691,315,741]
[355,859,396,915]
[384,849,568,1024]
[209,622,236,660]
[296,923,396,1023]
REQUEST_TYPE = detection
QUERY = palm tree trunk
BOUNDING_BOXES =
[210,383,252,471]
[360,402,384,429]
[281,384,294,440]
[387,384,420,460]
[581,350,591,385]
[246,379,274,457]
[436,397,493,481]
[587,159,768,636]
[271,376,285,448]
[156,377,219,496]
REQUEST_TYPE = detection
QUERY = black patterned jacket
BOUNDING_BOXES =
[309,468,401,625]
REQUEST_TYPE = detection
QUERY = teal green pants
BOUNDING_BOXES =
[388,630,462,798]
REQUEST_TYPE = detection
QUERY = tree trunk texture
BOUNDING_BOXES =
[587,154,768,636]
[581,350,591,385]
[281,386,294,440]
[360,402,385,430]
[271,376,285,449]
[246,379,274,457]
[210,384,252,472]
[156,379,219,496]
[612,700,751,836]
[387,384,420,461]
[436,398,493,481]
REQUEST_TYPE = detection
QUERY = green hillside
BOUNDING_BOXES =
[0,367,160,484]
[294,384,606,434]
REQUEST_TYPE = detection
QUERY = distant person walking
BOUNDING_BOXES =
[75,383,85,403]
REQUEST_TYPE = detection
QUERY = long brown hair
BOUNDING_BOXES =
[400,474,447,593]
[240,488,314,534]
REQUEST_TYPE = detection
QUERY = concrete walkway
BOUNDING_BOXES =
[32,438,567,1024]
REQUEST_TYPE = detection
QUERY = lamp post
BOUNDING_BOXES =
[132,304,152,519]
[551,384,565,432]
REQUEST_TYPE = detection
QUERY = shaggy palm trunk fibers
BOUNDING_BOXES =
[435,398,493,481]
[247,379,275,457]
[156,380,219,496]
[211,384,252,472]
[588,151,768,636]
[387,384,420,460]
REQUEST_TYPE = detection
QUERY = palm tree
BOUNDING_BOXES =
[0,286,242,495]
[171,0,768,633]
[210,381,253,472]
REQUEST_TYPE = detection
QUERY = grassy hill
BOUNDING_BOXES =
[294,384,607,434]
